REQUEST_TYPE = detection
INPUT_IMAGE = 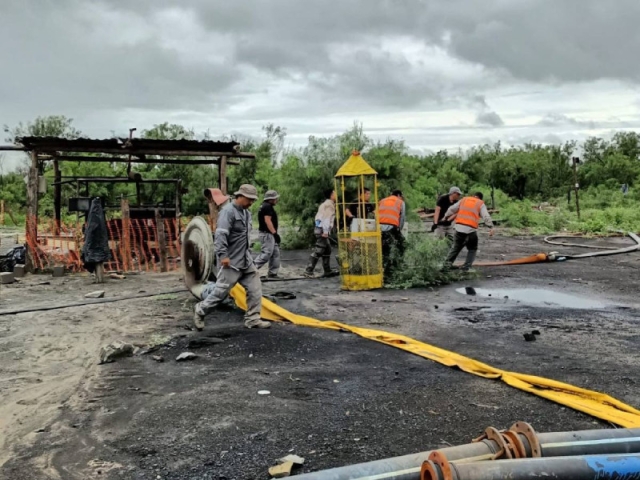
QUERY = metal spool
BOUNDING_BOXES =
[181,216,215,299]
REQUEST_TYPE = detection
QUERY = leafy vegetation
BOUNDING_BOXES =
[385,234,457,288]
[2,116,640,238]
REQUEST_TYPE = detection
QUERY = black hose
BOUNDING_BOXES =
[0,287,189,316]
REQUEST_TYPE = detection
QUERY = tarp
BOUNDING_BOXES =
[81,198,111,272]
[335,153,377,177]
[229,284,640,428]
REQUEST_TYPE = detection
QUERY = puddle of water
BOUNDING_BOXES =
[455,287,608,309]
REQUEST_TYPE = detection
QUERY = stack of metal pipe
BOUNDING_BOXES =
[294,422,640,480]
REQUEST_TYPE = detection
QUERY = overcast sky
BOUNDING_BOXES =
[2,0,640,170]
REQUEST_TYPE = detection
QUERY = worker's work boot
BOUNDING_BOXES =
[245,318,271,329]
[321,269,338,278]
[193,310,205,331]
[306,255,319,275]
[461,250,477,272]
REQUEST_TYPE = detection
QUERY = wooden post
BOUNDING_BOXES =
[7,207,18,226]
[155,208,168,273]
[26,151,39,272]
[136,182,142,206]
[572,157,581,220]
[53,159,61,235]
[121,198,131,272]
[219,156,228,194]
[175,180,182,238]
[0,200,4,226]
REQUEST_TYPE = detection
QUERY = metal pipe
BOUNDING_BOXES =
[424,454,640,480]
[294,428,640,480]
[295,442,500,480]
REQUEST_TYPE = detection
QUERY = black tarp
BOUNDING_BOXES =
[0,245,26,272]
[81,198,111,272]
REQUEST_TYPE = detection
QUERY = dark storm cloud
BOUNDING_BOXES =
[476,111,504,127]
[1,0,639,168]
[0,1,237,120]
[182,0,640,83]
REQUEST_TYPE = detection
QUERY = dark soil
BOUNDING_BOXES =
[1,232,639,480]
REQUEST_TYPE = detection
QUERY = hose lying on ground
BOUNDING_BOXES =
[0,287,188,316]
[543,234,623,250]
[472,232,640,266]
[227,284,640,428]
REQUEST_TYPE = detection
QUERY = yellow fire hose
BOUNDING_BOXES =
[229,285,640,428]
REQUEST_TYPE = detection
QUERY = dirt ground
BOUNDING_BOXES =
[1,231,639,480]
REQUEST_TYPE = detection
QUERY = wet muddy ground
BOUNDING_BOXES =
[1,232,639,479]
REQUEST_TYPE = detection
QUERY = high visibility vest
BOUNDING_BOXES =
[379,195,403,227]
[455,197,484,229]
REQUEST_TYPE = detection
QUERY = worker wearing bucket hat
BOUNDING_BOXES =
[194,184,271,330]
[255,190,281,279]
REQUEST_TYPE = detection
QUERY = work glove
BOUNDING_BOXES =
[274,233,281,245]
[430,224,438,232]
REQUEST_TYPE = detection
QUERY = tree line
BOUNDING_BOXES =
[1,116,639,234]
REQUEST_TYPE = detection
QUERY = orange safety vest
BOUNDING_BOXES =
[455,197,484,229]
[379,195,403,227]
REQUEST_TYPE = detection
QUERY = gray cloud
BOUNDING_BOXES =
[1,0,640,172]
[538,114,597,129]
[476,111,504,127]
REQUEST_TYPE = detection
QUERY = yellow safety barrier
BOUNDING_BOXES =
[230,284,640,428]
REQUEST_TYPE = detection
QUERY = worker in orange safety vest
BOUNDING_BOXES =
[442,192,494,271]
[378,190,406,279]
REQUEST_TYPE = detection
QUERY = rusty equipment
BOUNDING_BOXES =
[294,423,640,480]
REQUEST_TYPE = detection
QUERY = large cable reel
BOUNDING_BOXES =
[181,216,216,299]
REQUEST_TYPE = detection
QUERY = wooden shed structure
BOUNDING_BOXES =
[1,135,255,272]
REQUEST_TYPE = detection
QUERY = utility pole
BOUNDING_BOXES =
[571,157,581,220]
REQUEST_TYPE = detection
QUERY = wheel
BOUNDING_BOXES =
[181,217,215,299]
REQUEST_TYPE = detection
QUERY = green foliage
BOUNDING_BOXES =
[3,115,640,241]
[280,227,311,250]
[386,234,455,288]
[4,115,82,143]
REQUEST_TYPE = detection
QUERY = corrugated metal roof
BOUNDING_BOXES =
[17,136,242,154]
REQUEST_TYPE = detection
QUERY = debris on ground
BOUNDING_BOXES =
[152,355,164,363]
[523,332,537,342]
[109,273,126,280]
[0,272,15,284]
[258,390,271,395]
[99,341,135,364]
[278,454,305,465]
[188,337,224,349]
[269,461,294,478]
[13,264,25,277]
[176,352,198,361]
[52,266,65,277]
[85,290,105,299]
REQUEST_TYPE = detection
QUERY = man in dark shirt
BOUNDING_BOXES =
[255,190,281,278]
[346,187,374,231]
[432,186,461,241]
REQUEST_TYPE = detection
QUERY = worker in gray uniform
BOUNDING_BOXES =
[194,184,271,330]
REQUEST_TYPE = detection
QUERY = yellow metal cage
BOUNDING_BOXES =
[334,151,383,290]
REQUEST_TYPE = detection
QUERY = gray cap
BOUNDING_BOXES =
[264,190,279,201]
[234,184,258,200]
[449,186,462,195]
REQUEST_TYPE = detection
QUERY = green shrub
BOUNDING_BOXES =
[386,234,456,288]
[281,228,312,250]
